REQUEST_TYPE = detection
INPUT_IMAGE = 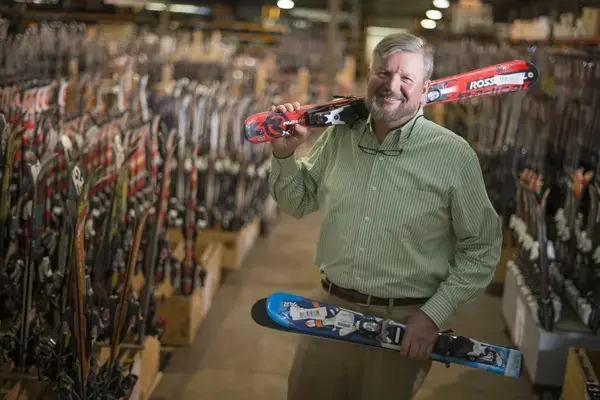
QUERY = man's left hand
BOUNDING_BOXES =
[399,310,439,361]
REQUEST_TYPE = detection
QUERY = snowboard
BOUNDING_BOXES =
[251,292,523,378]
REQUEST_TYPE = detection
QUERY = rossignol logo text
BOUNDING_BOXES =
[467,77,496,90]
[283,119,300,125]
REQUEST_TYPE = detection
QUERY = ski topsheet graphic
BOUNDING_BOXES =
[252,292,523,378]
[244,59,539,143]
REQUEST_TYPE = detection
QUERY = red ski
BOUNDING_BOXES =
[244,60,539,144]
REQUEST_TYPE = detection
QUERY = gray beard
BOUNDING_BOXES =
[369,98,417,125]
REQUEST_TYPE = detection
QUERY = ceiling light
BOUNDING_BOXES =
[433,0,450,9]
[170,4,210,14]
[420,19,436,29]
[426,9,442,20]
[144,2,210,14]
[277,0,295,10]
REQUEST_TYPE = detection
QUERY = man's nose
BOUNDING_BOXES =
[386,74,402,91]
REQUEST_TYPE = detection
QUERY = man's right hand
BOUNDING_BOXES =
[270,102,310,159]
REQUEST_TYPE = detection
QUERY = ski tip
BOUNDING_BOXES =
[243,119,268,143]
[251,297,294,333]
[265,292,308,328]
[266,292,306,305]
[251,297,270,325]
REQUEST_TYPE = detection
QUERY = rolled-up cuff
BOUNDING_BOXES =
[420,293,456,329]
[271,152,299,177]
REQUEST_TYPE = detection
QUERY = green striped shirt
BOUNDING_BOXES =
[268,107,502,328]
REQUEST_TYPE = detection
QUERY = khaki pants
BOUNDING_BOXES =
[287,286,432,400]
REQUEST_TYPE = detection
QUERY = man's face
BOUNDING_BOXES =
[366,51,430,125]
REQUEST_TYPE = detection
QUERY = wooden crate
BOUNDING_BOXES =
[97,335,161,400]
[562,347,600,399]
[194,218,260,270]
[2,381,28,400]
[197,241,223,316]
[154,240,222,346]
[0,363,48,400]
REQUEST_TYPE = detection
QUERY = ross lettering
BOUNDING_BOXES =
[467,77,496,90]
[283,119,300,126]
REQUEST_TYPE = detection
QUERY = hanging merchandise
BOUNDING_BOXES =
[0,21,291,394]
[0,23,152,399]
[139,47,277,294]
[427,37,600,394]
[0,21,290,392]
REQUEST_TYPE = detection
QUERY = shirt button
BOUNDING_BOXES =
[359,247,365,252]
[371,186,377,191]
[356,277,361,281]
[365,216,370,221]
[378,156,384,161]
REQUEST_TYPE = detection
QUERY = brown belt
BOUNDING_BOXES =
[321,278,429,307]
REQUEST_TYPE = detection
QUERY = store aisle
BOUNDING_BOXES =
[150,211,534,400]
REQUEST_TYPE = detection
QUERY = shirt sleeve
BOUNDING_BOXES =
[420,147,503,328]
[269,127,335,218]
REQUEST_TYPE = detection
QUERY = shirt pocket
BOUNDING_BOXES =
[391,188,449,242]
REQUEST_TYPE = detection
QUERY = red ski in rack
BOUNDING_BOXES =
[243,60,540,144]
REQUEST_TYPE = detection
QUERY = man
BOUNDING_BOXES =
[268,32,502,399]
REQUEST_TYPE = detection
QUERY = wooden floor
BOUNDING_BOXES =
[149,210,534,400]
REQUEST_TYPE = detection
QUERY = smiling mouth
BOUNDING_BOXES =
[378,95,403,104]
[376,92,404,103]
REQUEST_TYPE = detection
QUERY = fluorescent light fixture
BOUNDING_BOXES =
[170,4,210,14]
[426,9,442,20]
[420,19,436,29]
[433,0,450,8]
[145,2,167,11]
[144,2,210,15]
[277,0,295,10]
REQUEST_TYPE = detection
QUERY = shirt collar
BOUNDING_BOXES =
[364,106,425,149]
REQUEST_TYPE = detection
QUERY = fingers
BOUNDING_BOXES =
[410,342,422,360]
[399,333,411,357]
[399,331,433,361]
[271,102,301,113]
[294,124,308,135]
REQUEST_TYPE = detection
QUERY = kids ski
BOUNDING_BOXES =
[251,292,523,378]
[243,60,540,143]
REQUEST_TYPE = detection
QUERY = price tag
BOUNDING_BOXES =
[290,307,327,321]
[495,73,525,86]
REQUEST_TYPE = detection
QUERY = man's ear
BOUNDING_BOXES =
[421,80,431,96]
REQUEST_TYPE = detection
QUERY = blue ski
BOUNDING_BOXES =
[251,292,523,379]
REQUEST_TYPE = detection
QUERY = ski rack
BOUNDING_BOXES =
[502,260,600,394]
